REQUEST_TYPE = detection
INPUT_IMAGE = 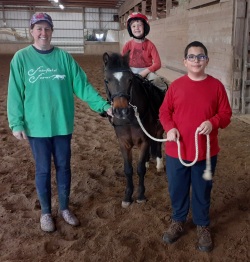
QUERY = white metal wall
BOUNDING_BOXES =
[0,6,120,54]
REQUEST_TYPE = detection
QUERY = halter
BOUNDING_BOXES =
[104,69,152,127]
[104,68,133,103]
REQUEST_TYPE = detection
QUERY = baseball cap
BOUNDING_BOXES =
[30,13,53,27]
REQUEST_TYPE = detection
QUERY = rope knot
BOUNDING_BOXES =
[177,128,212,180]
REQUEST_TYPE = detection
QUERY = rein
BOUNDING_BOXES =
[130,104,212,180]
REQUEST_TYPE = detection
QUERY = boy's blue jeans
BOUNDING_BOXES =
[28,135,72,214]
[166,155,217,226]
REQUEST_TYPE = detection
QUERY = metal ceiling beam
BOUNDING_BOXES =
[0,0,123,8]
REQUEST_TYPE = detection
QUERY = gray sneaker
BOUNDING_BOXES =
[197,226,213,252]
[163,220,184,244]
[60,209,80,226]
[40,214,55,232]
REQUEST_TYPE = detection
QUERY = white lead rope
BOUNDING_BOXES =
[130,104,212,180]
[177,129,212,180]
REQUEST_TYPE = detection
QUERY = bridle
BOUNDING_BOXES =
[104,68,152,127]
[104,68,133,104]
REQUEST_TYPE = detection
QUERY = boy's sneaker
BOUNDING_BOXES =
[197,226,213,252]
[60,209,80,226]
[40,214,55,232]
[163,220,184,244]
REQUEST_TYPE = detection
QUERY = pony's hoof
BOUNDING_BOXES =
[121,201,131,208]
[136,199,147,204]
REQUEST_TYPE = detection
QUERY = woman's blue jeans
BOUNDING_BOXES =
[166,155,217,226]
[28,135,72,214]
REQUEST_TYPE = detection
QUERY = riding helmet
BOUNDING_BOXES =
[127,12,150,39]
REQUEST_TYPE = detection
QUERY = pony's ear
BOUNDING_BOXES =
[123,50,130,63]
[103,52,110,65]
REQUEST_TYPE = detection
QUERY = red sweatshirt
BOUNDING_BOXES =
[159,75,232,161]
[122,39,161,73]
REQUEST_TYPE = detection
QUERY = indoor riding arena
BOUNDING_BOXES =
[0,0,249,261]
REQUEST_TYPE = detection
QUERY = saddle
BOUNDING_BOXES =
[134,74,167,120]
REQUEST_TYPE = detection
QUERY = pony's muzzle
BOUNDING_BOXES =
[113,107,131,119]
[112,96,131,119]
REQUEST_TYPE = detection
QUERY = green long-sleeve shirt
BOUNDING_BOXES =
[7,46,110,137]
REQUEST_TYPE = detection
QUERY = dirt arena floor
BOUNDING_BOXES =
[0,54,249,262]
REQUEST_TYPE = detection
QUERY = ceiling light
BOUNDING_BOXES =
[59,4,65,9]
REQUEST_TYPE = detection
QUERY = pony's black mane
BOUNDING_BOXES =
[106,52,130,71]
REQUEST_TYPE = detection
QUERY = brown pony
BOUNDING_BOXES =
[103,52,165,208]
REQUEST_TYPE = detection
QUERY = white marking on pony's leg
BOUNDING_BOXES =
[122,201,131,208]
[114,72,123,82]
[156,157,164,172]
[145,162,149,168]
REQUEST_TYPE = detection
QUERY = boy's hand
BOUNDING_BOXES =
[198,121,212,135]
[166,128,180,141]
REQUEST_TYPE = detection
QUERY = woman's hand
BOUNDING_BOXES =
[106,107,113,117]
[13,131,27,140]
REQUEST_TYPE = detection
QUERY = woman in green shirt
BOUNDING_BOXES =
[7,12,112,232]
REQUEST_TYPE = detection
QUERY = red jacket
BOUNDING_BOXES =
[122,39,161,73]
[159,75,232,161]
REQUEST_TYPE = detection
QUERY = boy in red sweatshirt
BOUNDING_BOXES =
[159,41,232,252]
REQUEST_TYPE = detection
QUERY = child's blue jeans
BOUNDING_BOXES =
[28,134,72,214]
[166,155,217,226]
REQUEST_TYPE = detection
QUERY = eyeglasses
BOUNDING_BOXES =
[186,54,208,62]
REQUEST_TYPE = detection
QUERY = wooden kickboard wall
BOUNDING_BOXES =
[119,0,234,104]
